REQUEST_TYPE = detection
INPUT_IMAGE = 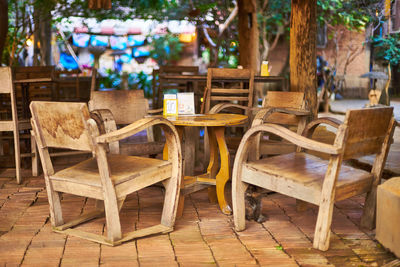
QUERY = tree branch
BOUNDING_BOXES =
[218,1,238,37]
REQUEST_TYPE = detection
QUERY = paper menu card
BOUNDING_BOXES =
[177,92,195,115]
[163,94,178,116]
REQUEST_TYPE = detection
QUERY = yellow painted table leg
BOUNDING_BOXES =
[214,126,232,214]
[206,127,219,203]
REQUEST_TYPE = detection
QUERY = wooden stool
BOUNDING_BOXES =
[376,177,400,258]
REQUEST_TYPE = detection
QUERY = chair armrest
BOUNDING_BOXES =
[90,109,117,134]
[96,117,177,144]
[302,117,342,138]
[148,108,163,114]
[90,109,119,153]
[252,107,310,127]
[208,103,250,114]
[241,123,341,156]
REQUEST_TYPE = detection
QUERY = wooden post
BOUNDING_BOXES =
[290,0,317,118]
[89,0,111,9]
[238,0,260,73]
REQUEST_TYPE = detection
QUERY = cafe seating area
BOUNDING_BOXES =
[1,64,400,266]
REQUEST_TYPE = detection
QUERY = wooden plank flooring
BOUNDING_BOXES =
[0,169,398,266]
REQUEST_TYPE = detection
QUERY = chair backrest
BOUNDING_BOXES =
[204,68,255,114]
[0,67,13,94]
[55,69,81,101]
[0,67,17,121]
[262,91,305,126]
[89,90,148,125]
[30,101,93,151]
[13,66,55,80]
[13,66,55,102]
[338,107,394,160]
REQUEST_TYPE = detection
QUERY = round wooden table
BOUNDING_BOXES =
[164,113,248,215]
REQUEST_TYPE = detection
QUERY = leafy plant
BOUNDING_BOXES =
[373,34,400,66]
[149,33,183,66]
[99,69,153,97]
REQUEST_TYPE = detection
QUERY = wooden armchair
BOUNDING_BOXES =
[30,101,182,245]
[232,107,396,251]
[201,68,254,162]
[252,91,310,157]
[89,89,164,156]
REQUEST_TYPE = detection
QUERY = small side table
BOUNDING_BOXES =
[376,177,400,258]
[164,113,248,215]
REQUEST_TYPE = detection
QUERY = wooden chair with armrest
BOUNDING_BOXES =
[30,101,182,245]
[232,107,396,251]
[0,67,38,184]
[252,91,310,158]
[201,68,255,163]
[89,89,164,156]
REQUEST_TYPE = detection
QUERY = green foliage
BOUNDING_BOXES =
[149,33,183,66]
[373,34,400,66]
[135,71,153,97]
[317,0,371,31]
[99,69,153,97]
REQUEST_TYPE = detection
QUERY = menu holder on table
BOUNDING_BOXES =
[163,92,195,116]
[163,94,178,116]
[177,92,195,115]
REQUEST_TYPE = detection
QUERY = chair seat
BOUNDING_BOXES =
[50,154,172,199]
[243,152,373,205]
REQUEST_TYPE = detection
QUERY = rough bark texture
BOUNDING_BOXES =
[290,0,317,118]
[395,0,400,32]
[39,12,52,66]
[0,0,8,64]
[238,0,260,73]
[33,7,52,66]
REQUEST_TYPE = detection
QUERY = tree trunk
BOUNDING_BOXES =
[33,6,52,66]
[290,0,317,118]
[0,0,7,65]
[39,12,52,66]
[238,0,260,73]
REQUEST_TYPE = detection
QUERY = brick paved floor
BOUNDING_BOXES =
[0,169,398,267]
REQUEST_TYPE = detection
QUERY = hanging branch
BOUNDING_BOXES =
[218,1,238,37]
[202,26,217,47]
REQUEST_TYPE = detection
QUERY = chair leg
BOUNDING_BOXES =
[176,193,185,218]
[232,179,248,232]
[13,129,22,184]
[31,133,39,176]
[45,182,64,227]
[161,176,180,228]
[360,186,377,230]
[313,199,335,251]
[103,196,122,242]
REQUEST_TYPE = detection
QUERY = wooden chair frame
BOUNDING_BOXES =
[203,68,255,115]
[0,67,38,184]
[232,107,396,251]
[88,89,164,156]
[30,101,182,246]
